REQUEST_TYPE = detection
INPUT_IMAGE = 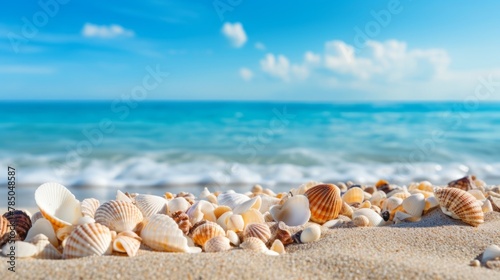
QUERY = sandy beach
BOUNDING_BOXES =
[2,208,500,280]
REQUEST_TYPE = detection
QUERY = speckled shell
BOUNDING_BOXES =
[31,234,62,259]
[140,214,201,253]
[191,221,225,247]
[134,194,168,218]
[353,215,370,227]
[342,187,364,205]
[63,223,112,259]
[434,188,484,227]
[448,175,477,191]
[94,200,143,233]
[0,216,10,246]
[35,182,82,230]
[240,236,268,253]
[2,241,38,258]
[269,195,311,226]
[304,184,342,224]
[112,230,142,257]
[81,198,100,218]
[243,223,271,243]
[25,218,58,247]
[3,210,32,241]
[203,236,231,252]
[300,224,321,243]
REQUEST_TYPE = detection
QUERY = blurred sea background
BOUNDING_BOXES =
[1,101,500,207]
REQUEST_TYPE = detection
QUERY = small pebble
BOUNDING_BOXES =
[470,259,480,267]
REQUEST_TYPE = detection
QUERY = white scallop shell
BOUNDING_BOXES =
[483,244,500,262]
[31,234,62,259]
[63,223,112,259]
[352,208,383,227]
[269,195,311,227]
[77,216,96,225]
[113,230,141,257]
[300,224,321,243]
[2,241,38,258]
[203,236,231,252]
[402,193,425,218]
[226,229,240,246]
[167,197,191,215]
[94,200,143,233]
[134,194,168,218]
[81,198,100,218]
[140,214,201,253]
[270,239,285,254]
[116,190,133,203]
[31,211,44,224]
[243,223,271,243]
[186,200,216,225]
[34,182,82,230]
[217,192,250,209]
[25,218,58,247]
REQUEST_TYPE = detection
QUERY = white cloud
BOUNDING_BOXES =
[82,23,134,38]
[260,53,310,81]
[255,42,266,50]
[239,68,253,81]
[221,22,247,48]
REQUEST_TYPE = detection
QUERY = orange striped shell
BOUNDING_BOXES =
[304,184,342,224]
[434,188,484,227]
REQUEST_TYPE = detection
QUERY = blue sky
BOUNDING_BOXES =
[1,0,499,101]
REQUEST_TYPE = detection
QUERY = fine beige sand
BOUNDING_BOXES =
[1,208,500,280]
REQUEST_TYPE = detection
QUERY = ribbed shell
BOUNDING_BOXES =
[191,221,225,247]
[31,234,62,259]
[434,188,484,227]
[305,184,342,224]
[94,200,143,233]
[0,216,9,246]
[243,223,271,243]
[448,175,477,191]
[135,194,168,218]
[63,223,112,259]
[342,187,364,205]
[240,236,268,253]
[112,230,142,257]
[3,210,32,241]
[81,198,100,218]
[140,214,201,253]
[203,236,231,252]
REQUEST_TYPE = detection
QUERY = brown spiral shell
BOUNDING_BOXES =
[434,188,484,227]
[304,184,343,224]
[447,175,477,191]
[3,210,32,241]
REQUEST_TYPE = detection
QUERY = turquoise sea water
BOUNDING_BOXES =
[1,101,499,206]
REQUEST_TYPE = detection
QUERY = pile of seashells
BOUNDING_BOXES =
[1,175,500,261]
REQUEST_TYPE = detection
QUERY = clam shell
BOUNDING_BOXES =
[402,193,425,218]
[369,191,387,207]
[218,192,250,209]
[353,215,370,227]
[269,195,310,226]
[63,223,112,259]
[34,182,82,230]
[94,200,143,233]
[342,187,364,205]
[203,236,231,252]
[483,245,500,263]
[0,216,10,246]
[135,194,168,218]
[81,198,100,218]
[214,205,232,219]
[352,208,383,227]
[448,175,477,191]
[300,224,321,243]
[382,197,403,212]
[140,214,201,253]
[31,234,62,259]
[2,241,38,258]
[31,211,44,224]
[227,214,245,232]
[25,218,58,247]
[226,230,240,246]
[270,239,285,254]
[424,196,440,213]
[113,230,142,257]
[305,184,342,224]
[243,223,271,243]
[434,188,484,227]
[191,221,225,247]
[167,197,191,215]
[3,210,32,242]
[240,236,269,253]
